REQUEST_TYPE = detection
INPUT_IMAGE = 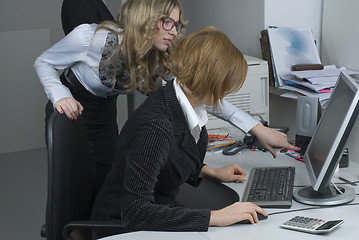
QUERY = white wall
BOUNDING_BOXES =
[0,0,124,154]
[321,0,359,164]
[321,0,359,71]
[104,0,124,17]
[0,0,62,154]
[264,0,323,55]
[181,0,265,58]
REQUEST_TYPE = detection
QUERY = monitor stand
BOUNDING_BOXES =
[293,185,356,206]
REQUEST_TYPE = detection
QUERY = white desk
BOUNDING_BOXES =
[101,150,359,240]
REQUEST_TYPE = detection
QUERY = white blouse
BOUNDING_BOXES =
[173,78,208,143]
[34,23,126,105]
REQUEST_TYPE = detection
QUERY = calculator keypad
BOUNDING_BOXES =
[283,216,324,230]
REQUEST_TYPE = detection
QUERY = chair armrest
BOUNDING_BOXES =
[63,220,126,240]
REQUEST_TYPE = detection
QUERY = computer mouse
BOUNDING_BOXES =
[238,213,268,224]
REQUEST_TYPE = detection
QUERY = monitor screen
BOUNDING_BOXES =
[294,72,359,206]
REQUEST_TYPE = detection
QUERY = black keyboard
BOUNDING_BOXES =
[242,166,295,208]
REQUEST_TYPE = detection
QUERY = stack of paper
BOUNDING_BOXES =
[267,27,358,106]
[279,65,358,105]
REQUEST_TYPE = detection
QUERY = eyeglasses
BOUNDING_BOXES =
[160,17,182,34]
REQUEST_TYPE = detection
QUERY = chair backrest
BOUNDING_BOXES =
[45,111,95,240]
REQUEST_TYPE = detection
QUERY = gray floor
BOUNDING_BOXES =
[0,147,47,240]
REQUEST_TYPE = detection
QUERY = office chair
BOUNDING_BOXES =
[41,111,125,240]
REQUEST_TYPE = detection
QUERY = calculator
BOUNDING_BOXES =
[280,216,344,234]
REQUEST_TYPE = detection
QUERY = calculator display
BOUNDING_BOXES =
[316,220,343,230]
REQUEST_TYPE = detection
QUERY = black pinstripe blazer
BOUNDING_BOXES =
[91,80,211,235]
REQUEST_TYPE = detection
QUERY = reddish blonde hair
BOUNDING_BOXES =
[171,26,248,109]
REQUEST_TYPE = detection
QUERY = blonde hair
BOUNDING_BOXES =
[97,0,186,93]
[171,26,248,109]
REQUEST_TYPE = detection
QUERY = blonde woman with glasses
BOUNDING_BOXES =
[35,0,186,192]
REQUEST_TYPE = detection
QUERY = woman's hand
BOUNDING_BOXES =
[250,123,300,158]
[54,97,84,120]
[200,164,247,183]
[210,202,267,226]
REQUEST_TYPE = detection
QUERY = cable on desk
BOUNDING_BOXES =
[267,206,321,216]
[293,184,310,188]
[267,202,359,217]
[331,181,344,194]
[336,177,358,186]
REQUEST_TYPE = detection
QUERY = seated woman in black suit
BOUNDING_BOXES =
[91,26,276,237]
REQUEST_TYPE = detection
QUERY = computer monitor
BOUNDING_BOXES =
[293,72,359,206]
